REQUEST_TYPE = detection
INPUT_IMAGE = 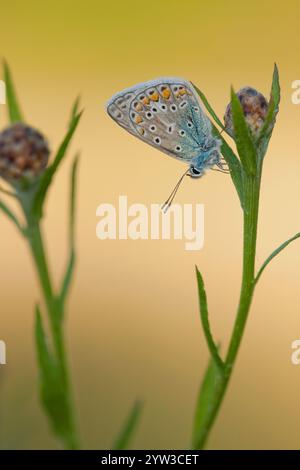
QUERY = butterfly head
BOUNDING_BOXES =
[189,165,205,178]
[189,138,222,178]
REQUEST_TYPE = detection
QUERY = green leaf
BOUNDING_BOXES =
[192,83,227,133]
[231,87,257,175]
[192,357,225,449]
[59,251,75,311]
[255,231,300,285]
[256,64,280,158]
[211,125,244,207]
[3,61,24,123]
[69,96,81,128]
[190,84,244,206]
[0,198,24,234]
[59,155,79,311]
[35,305,76,448]
[113,400,143,450]
[69,154,79,248]
[33,110,82,219]
[195,266,224,372]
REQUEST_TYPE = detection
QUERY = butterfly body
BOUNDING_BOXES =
[106,77,222,178]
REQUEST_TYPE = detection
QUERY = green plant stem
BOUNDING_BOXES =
[25,215,79,450]
[196,168,262,449]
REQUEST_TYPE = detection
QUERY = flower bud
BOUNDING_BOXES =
[0,123,49,181]
[224,87,269,137]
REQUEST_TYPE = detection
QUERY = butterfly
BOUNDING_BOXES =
[106,77,227,210]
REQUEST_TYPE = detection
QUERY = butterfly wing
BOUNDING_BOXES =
[106,77,214,163]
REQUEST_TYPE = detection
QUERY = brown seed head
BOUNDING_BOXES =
[0,123,49,181]
[224,87,269,137]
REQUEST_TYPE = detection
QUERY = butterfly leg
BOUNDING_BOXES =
[217,158,229,170]
[211,158,230,174]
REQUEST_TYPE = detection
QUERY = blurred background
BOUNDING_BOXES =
[0,0,300,450]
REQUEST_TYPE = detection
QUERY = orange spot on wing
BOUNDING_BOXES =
[135,115,143,124]
[162,89,171,99]
[150,91,159,101]
[142,96,150,105]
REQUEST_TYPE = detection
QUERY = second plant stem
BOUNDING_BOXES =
[25,214,79,450]
[198,167,262,450]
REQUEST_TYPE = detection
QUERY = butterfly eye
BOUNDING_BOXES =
[170,105,177,112]
[190,166,202,178]
[154,137,161,145]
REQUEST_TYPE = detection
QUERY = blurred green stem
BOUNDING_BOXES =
[196,166,262,449]
[24,211,79,450]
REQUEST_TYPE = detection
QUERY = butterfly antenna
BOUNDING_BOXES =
[161,169,190,213]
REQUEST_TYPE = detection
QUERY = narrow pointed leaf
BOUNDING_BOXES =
[231,87,257,175]
[211,124,244,207]
[0,198,24,234]
[3,61,24,123]
[69,96,81,128]
[69,155,79,248]
[195,267,224,371]
[35,305,75,446]
[190,84,244,206]
[33,110,82,219]
[192,357,225,449]
[59,155,79,311]
[193,83,227,132]
[113,400,143,450]
[255,231,300,285]
[256,64,280,158]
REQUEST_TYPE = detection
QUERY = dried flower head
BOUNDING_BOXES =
[0,123,49,181]
[224,87,269,137]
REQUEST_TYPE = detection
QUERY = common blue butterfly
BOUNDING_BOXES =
[106,78,226,209]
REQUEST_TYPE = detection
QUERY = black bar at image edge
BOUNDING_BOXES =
[0,450,300,464]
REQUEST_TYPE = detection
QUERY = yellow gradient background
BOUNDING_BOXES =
[1,0,300,449]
